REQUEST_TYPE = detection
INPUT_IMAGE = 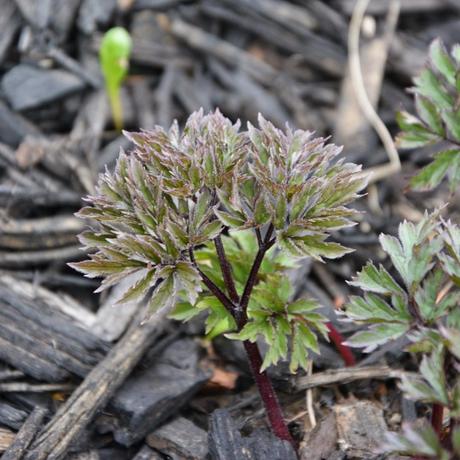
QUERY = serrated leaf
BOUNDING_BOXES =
[287,298,320,314]
[384,423,449,459]
[441,109,460,142]
[215,209,246,228]
[348,262,405,296]
[345,323,409,352]
[169,300,202,321]
[146,274,176,314]
[430,38,456,86]
[395,130,438,149]
[414,68,453,110]
[116,268,155,304]
[415,94,444,135]
[418,349,448,404]
[411,149,460,191]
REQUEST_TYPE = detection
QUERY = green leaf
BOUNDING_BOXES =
[452,426,460,456]
[215,209,246,228]
[384,424,449,459]
[419,349,448,404]
[348,262,405,297]
[169,300,202,322]
[345,293,410,323]
[429,38,456,86]
[411,149,460,191]
[287,298,320,314]
[116,268,155,304]
[415,95,444,135]
[253,195,270,226]
[175,261,202,304]
[395,130,438,149]
[414,68,453,110]
[146,274,176,314]
[441,108,460,142]
[345,323,409,352]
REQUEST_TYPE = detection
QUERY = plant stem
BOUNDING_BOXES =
[108,84,123,132]
[431,403,444,436]
[326,322,356,367]
[243,340,296,446]
[214,236,239,304]
[210,226,295,448]
[189,248,234,314]
[239,225,274,320]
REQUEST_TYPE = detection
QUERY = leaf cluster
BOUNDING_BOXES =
[171,229,328,372]
[72,109,365,373]
[396,39,460,192]
[342,212,460,458]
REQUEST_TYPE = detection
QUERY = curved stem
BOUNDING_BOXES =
[431,403,444,436]
[189,247,234,314]
[214,236,239,304]
[326,322,356,367]
[243,340,296,446]
[210,227,294,448]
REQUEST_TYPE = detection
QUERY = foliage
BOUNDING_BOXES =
[71,109,365,374]
[396,39,460,192]
[341,212,460,458]
[99,27,132,131]
[172,229,329,372]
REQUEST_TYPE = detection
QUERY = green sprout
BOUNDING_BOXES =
[99,27,132,132]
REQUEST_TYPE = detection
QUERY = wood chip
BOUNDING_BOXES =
[334,400,388,458]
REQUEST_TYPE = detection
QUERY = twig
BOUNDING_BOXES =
[0,383,75,393]
[305,360,316,428]
[295,364,409,391]
[2,407,48,460]
[348,0,401,183]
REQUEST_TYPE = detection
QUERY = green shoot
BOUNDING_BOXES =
[99,27,132,132]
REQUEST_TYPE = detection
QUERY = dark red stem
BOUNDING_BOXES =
[208,226,295,448]
[326,322,356,367]
[431,403,444,435]
[243,340,296,446]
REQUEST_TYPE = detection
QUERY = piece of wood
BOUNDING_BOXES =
[0,400,28,431]
[162,16,278,85]
[0,102,41,147]
[295,365,408,391]
[0,0,20,64]
[334,400,388,458]
[132,445,162,460]
[0,246,83,268]
[91,278,141,342]
[146,417,208,459]
[0,383,75,393]
[208,409,297,460]
[0,276,106,381]
[24,301,174,460]
[2,406,48,460]
[0,427,16,452]
[1,64,85,111]
[110,338,211,446]
[300,412,338,460]
[0,215,83,250]
[0,274,97,329]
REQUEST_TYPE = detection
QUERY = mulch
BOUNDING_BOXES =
[0,0,459,459]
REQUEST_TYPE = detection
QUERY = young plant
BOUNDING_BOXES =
[70,109,366,446]
[341,212,460,459]
[396,39,460,192]
[99,27,132,132]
